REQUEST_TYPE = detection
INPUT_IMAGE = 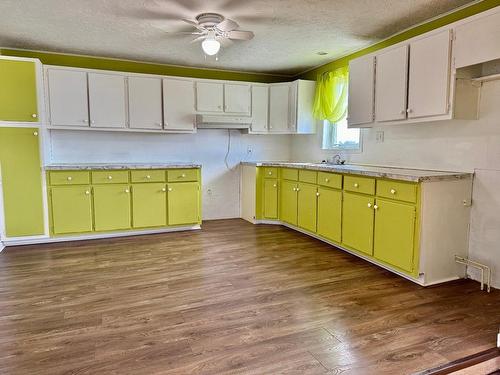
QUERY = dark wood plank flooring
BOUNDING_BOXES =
[0,219,499,374]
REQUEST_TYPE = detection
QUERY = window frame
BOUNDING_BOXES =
[321,119,363,152]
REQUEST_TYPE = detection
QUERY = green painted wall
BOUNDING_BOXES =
[0,49,290,83]
[299,0,500,80]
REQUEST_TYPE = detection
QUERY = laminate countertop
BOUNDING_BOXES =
[44,163,202,170]
[241,161,473,182]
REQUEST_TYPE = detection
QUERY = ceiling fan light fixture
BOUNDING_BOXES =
[201,31,220,56]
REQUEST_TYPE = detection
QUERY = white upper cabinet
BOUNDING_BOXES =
[163,78,195,132]
[454,10,500,69]
[196,82,223,112]
[224,83,251,115]
[47,69,89,127]
[250,85,269,133]
[128,76,163,130]
[348,55,375,127]
[375,45,409,122]
[292,80,317,134]
[268,83,290,133]
[88,73,127,128]
[407,30,452,119]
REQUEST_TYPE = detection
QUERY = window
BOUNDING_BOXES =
[322,118,361,150]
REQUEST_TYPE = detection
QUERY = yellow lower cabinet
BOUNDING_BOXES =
[317,187,342,243]
[373,198,416,273]
[280,180,298,226]
[93,184,131,231]
[131,183,167,228]
[342,192,375,255]
[297,183,317,233]
[263,179,279,219]
[167,182,200,225]
[0,127,44,237]
[50,186,93,234]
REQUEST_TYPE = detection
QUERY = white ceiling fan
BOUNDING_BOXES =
[173,13,255,57]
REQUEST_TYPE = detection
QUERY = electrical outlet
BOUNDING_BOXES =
[206,188,213,196]
[375,131,384,143]
[246,145,253,155]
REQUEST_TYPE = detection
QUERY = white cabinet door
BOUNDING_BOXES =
[375,45,409,122]
[88,73,126,128]
[47,69,89,127]
[347,55,375,127]
[455,11,500,69]
[128,76,163,130]
[196,82,223,112]
[269,84,290,133]
[250,85,268,133]
[224,83,251,114]
[163,78,195,132]
[408,30,451,119]
[295,80,317,134]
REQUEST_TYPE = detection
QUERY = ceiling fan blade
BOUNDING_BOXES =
[227,30,254,40]
[216,18,239,32]
[182,18,206,31]
[190,35,207,44]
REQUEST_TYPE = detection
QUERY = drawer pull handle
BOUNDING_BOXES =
[367,203,372,208]
[390,189,396,194]
[108,175,113,180]
[146,175,151,179]
[353,183,359,188]
[268,171,272,175]
[373,204,379,210]
[325,178,329,182]
[181,173,186,178]
[67,176,73,181]
[85,190,90,195]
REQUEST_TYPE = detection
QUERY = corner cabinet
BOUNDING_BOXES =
[241,164,472,287]
[46,168,201,236]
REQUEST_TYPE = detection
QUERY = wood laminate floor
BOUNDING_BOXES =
[1,219,499,375]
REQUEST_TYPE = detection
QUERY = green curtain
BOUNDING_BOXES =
[312,66,349,122]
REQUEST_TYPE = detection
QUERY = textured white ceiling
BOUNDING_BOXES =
[0,0,474,76]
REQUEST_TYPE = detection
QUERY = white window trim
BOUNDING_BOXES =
[321,120,363,153]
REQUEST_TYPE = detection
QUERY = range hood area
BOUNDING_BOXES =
[195,114,252,129]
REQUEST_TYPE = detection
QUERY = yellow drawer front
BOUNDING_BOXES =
[167,168,199,182]
[376,179,417,203]
[92,170,129,184]
[263,167,278,178]
[281,168,298,181]
[49,171,90,185]
[299,170,317,184]
[130,170,166,183]
[317,172,342,189]
[344,175,375,195]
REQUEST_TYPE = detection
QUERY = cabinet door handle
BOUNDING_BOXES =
[168,187,173,192]
[161,188,166,192]
[296,188,300,192]
[373,204,379,210]
[33,131,38,136]
[325,178,329,182]
[273,184,277,188]
[268,171,272,175]
[107,175,113,180]
[406,108,413,113]
[83,119,88,123]
[400,110,406,115]
[367,203,372,208]
[390,188,396,194]
[85,190,90,195]
[67,176,73,181]
[316,192,320,197]
[124,189,130,193]
[146,175,151,179]
[32,113,37,118]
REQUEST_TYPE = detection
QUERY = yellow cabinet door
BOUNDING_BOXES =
[317,187,342,243]
[93,184,131,231]
[342,192,375,255]
[131,183,167,228]
[263,179,278,219]
[297,183,317,233]
[167,182,200,225]
[0,127,44,237]
[0,59,38,122]
[50,186,93,234]
[374,198,416,273]
[280,180,298,226]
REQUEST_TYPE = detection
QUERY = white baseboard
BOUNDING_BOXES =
[1,225,201,247]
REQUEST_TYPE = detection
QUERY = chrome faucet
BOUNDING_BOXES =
[330,154,346,165]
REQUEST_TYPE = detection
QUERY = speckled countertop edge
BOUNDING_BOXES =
[44,163,202,170]
[241,161,473,182]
